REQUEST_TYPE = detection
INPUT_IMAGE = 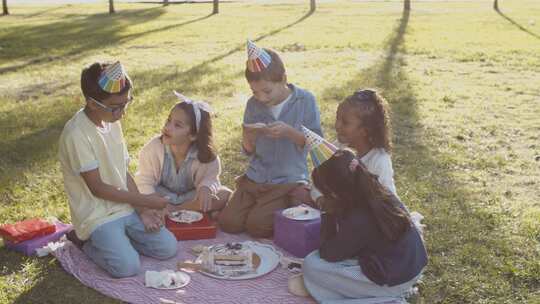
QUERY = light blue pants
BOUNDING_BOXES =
[303,251,420,304]
[83,212,178,278]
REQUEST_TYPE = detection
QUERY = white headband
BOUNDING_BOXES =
[173,91,212,133]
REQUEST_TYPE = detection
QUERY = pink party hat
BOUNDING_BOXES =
[302,126,338,168]
[98,61,128,94]
[246,40,272,73]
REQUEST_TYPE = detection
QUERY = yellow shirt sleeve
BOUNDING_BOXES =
[63,128,99,174]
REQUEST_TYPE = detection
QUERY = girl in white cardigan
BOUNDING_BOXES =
[135,92,231,216]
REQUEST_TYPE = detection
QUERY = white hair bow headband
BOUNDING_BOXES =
[173,91,212,133]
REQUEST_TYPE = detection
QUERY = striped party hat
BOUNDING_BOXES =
[98,61,128,94]
[302,126,338,168]
[246,40,272,73]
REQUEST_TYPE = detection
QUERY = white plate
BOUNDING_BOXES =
[243,122,267,129]
[196,241,282,280]
[282,205,321,221]
[149,271,191,290]
[168,210,203,224]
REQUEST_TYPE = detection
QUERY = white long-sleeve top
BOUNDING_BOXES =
[135,135,222,195]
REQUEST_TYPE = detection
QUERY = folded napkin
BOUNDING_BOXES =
[36,240,65,257]
[145,270,189,289]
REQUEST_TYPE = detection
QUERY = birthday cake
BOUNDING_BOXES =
[200,242,255,277]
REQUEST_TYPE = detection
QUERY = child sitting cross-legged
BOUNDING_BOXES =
[135,92,232,217]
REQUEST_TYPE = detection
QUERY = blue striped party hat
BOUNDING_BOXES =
[246,40,272,72]
[302,126,338,168]
[98,61,128,94]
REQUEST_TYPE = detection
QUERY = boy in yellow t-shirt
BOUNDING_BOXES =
[59,61,177,278]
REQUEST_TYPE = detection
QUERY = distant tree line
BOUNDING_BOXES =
[7,0,494,17]
[2,0,317,15]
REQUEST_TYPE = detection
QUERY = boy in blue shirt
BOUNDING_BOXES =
[218,41,322,237]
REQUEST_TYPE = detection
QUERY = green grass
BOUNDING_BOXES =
[1,0,539,303]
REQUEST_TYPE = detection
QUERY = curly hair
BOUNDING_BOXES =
[171,102,217,164]
[312,149,411,241]
[340,89,392,153]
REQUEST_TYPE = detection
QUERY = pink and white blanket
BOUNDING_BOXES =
[53,231,315,304]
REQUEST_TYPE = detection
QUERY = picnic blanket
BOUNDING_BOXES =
[53,231,315,304]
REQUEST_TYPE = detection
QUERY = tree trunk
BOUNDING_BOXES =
[404,0,410,11]
[310,0,316,13]
[109,0,115,14]
[493,0,499,11]
[2,0,9,15]
[212,0,219,14]
[164,0,169,6]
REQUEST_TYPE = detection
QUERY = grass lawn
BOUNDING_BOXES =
[1,0,539,303]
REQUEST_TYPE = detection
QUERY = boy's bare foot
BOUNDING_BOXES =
[289,184,313,205]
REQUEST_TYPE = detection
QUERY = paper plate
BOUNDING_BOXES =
[196,241,282,280]
[168,210,203,224]
[243,122,267,129]
[282,206,321,221]
[149,271,191,290]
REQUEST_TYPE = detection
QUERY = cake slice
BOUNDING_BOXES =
[201,242,255,276]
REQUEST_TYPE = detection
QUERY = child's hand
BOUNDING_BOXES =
[242,124,264,154]
[195,187,218,212]
[139,209,162,233]
[320,196,338,214]
[266,121,294,139]
[289,184,313,206]
[144,194,169,209]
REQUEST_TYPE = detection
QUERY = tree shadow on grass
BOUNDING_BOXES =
[0,249,105,303]
[320,6,539,303]
[22,5,69,19]
[494,4,540,40]
[3,8,314,301]
[0,12,218,200]
[127,8,314,111]
[0,8,164,74]
[0,249,29,277]
[175,7,314,79]
[0,97,80,198]
[0,249,120,304]
[0,6,314,200]
[0,8,214,75]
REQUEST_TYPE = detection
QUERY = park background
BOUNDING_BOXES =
[0,0,539,303]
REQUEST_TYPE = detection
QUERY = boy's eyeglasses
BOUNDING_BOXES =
[89,95,133,115]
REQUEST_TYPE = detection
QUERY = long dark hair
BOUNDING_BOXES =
[171,102,217,163]
[312,149,411,241]
[339,89,392,153]
[81,62,132,101]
